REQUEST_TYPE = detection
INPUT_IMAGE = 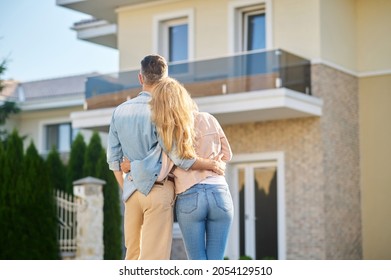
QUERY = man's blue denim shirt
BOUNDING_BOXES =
[107,92,196,202]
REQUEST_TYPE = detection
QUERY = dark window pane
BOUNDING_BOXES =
[46,124,58,150]
[247,13,265,51]
[169,24,188,62]
[254,167,278,260]
[238,168,246,257]
[45,123,73,151]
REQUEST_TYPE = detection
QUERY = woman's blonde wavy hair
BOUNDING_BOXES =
[150,77,197,159]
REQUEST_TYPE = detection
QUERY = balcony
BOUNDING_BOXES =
[71,49,322,130]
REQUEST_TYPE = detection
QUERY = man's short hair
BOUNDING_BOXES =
[140,54,168,85]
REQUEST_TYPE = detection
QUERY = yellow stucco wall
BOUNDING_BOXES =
[320,0,357,70]
[117,0,229,71]
[118,0,323,69]
[10,106,82,153]
[118,0,387,72]
[360,74,391,260]
[273,0,320,60]
[357,0,391,260]
[357,0,391,73]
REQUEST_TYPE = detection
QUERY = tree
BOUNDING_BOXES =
[0,134,59,259]
[0,130,24,259]
[0,131,14,259]
[96,149,123,260]
[0,59,6,92]
[0,101,20,142]
[0,138,4,189]
[83,131,123,259]
[46,146,67,192]
[0,101,20,124]
[0,58,20,141]
[23,142,59,259]
[66,133,86,193]
[0,129,23,201]
[83,131,102,176]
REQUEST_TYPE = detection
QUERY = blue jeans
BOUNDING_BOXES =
[175,183,234,260]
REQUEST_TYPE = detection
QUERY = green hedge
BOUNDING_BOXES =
[0,130,122,260]
[0,131,59,259]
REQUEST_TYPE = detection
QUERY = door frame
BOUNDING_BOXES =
[225,151,286,260]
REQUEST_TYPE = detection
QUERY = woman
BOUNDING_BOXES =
[123,77,233,260]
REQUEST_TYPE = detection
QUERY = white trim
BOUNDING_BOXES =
[228,0,273,54]
[153,9,195,61]
[226,152,286,260]
[71,107,115,129]
[196,88,323,125]
[358,69,391,78]
[196,88,323,114]
[226,162,240,259]
[75,23,117,40]
[19,97,84,111]
[71,19,112,30]
[311,58,391,78]
[115,0,182,13]
[311,58,357,76]
[245,166,256,258]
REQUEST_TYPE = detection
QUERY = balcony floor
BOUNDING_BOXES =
[71,88,322,131]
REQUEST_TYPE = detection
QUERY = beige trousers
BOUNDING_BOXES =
[124,180,175,260]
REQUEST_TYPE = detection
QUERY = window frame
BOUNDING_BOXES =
[228,0,273,54]
[242,8,266,51]
[225,151,286,260]
[163,17,189,63]
[153,9,194,62]
[40,119,78,154]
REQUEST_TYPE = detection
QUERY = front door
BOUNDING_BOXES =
[234,162,278,260]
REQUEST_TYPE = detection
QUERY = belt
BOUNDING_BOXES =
[154,176,174,186]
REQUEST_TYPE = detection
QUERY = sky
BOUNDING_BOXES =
[0,0,119,82]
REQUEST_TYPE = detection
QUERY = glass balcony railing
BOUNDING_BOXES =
[85,49,311,109]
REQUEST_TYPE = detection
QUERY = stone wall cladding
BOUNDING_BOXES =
[221,63,361,259]
[312,64,362,259]
[223,118,326,259]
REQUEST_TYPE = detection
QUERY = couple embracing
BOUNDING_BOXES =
[107,54,233,260]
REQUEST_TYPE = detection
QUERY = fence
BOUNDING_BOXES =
[55,189,78,258]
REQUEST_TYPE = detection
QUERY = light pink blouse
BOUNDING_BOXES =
[157,111,232,194]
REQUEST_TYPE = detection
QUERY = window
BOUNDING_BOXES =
[160,17,190,74]
[167,19,188,63]
[154,10,194,74]
[243,10,266,51]
[229,1,272,53]
[45,123,78,152]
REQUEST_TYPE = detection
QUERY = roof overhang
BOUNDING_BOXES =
[72,20,117,49]
[71,88,323,132]
[20,96,85,111]
[56,0,162,22]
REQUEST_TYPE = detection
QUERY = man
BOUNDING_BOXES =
[107,54,224,260]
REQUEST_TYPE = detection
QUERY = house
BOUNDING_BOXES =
[29,0,389,260]
[1,73,106,160]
